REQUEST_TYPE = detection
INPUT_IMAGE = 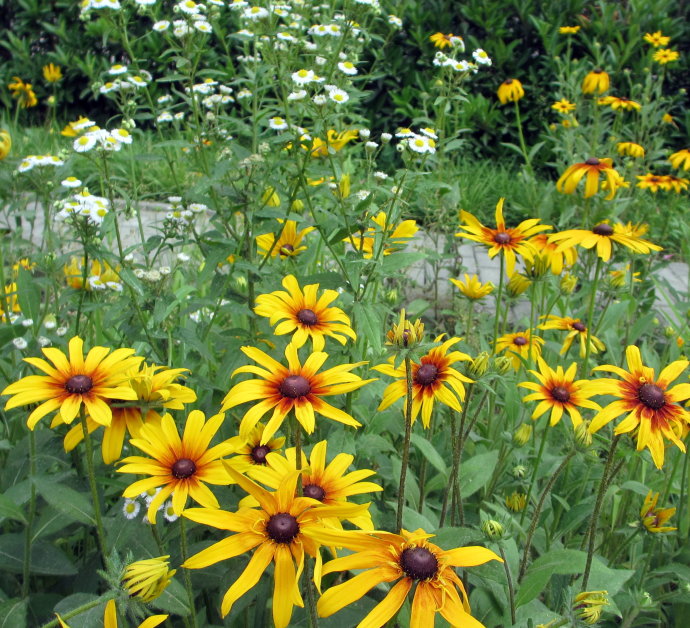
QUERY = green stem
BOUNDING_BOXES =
[39,597,105,628]
[493,254,505,353]
[80,411,107,560]
[396,357,414,532]
[679,438,690,540]
[498,543,517,626]
[450,385,475,526]
[519,421,549,527]
[22,429,37,598]
[582,256,604,377]
[514,100,534,179]
[179,518,198,628]
[439,407,456,526]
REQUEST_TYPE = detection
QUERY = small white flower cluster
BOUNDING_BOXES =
[187,79,234,108]
[122,488,178,522]
[55,188,110,226]
[164,197,208,227]
[16,155,64,174]
[99,68,151,94]
[133,267,171,281]
[80,0,121,16]
[308,23,343,37]
[150,0,213,35]
[189,299,229,322]
[432,43,491,73]
[73,127,133,153]
[395,127,438,155]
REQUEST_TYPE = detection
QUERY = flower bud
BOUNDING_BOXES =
[665,326,676,338]
[511,464,527,479]
[493,356,512,375]
[573,590,608,624]
[560,272,578,294]
[505,491,527,512]
[385,288,399,304]
[513,423,532,446]
[574,420,593,450]
[291,199,304,212]
[386,309,424,349]
[122,556,176,602]
[507,273,531,297]
[468,351,490,378]
[261,187,280,207]
[481,519,504,540]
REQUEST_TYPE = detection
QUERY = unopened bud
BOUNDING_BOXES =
[507,273,531,297]
[665,326,676,338]
[493,356,512,375]
[291,199,304,212]
[513,423,533,446]
[505,491,527,512]
[468,352,490,378]
[574,420,593,449]
[512,464,527,479]
[560,272,578,294]
[481,519,504,540]
[386,309,424,349]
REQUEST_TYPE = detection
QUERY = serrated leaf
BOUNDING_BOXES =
[32,477,95,525]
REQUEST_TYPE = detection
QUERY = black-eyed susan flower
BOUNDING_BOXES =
[528,234,577,275]
[644,31,670,47]
[539,315,605,358]
[0,129,10,160]
[456,198,551,276]
[316,527,501,627]
[8,76,38,108]
[256,219,314,258]
[588,345,690,468]
[450,273,494,300]
[617,142,645,158]
[555,157,623,200]
[183,466,365,625]
[549,221,662,262]
[653,48,679,64]
[246,440,381,530]
[598,96,641,112]
[636,173,671,193]
[386,309,425,349]
[226,422,285,472]
[57,599,167,628]
[2,336,142,430]
[495,330,544,370]
[374,336,473,427]
[122,556,176,602]
[118,411,234,522]
[665,175,689,193]
[497,78,524,104]
[42,63,63,83]
[309,129,359,157]
[573,591,608,625]
[347,211,418,258]
[640,491,676,533]
[429,32,463,49]
[559,25,581,34]
[64,258,121,291]
[222,343,373,444]
[519,358,602,427]
[582,69,609,94]
[60,364,196,464]
[669,149,690,171]
[254,275,356,351]
[551,99,576,114]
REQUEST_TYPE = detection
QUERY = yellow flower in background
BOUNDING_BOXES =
[505,491,527,512]
[556,157,624,199]
[506,272,531,297]
[528,234,577,275]
[519,357,602,427]
[375,335,473,427]
[1,282,21,322]
[8,76,38,108]
[2,336,141,430]
[450,273,494,300]
[617,142,645,158]
[309,129,358,157]
[598,96,641,111]
[640,491,676,533]
[573,591,608,625]
[513,423,533,446]
[608,264,641,288]
[254,274,356,351]
[644,31,670,47]
[669,149,690,171]
[261,186,280,207]
[429,32,463,49]
[559,25,581,34]
[495,330,544,370]
[43,63,63,83]
[497,78,525,104]
[225,422,285,472]
[665,175,690,193]
[221,343,373,444]
[118,411,234,522]
[551,99,576,114]
[256,219,314,259]
[539,315,605,358]
[316,527,501,627]
[0,129,11,160]
[456,197,551,276]
[662,112,675,125]
[347,211,418,258]
[57,599,167,628]
[61,116,96,137]
[64,257,121,290]
[122,556,176,602]
[653,48,679,64]
[582,69,609,94]
[636,173,671,192]
[588,345,690,469]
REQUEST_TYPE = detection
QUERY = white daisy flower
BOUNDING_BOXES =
[130,75,148,88]
[291,68,318,85]
[173,21,190,36]
[153,20,170,31]
[177,0,200,14]
[157,111,173,122]
[236,28,254,37]
[242,5,268,19]
[12,338,28,350]
[338,61,357,75]
[472,48,491,65]
[236,88,252,99]
[111,128,133,144]
[99,82,118,94]
[269,116,288,130]
[174,111,186,120]
[419,127,438,140]
[72,118,96,131]
[312,94,327,105]
[276,32,296,42]
[108,64,128,75]
[141,487,162,505]
[74,135,97,153]
[380,132,392,143]
[38,336,51,347]
[193,20,212,32]
[287,90,307,101]
[395,127,414,138]
[135,0,157,5]
[315,56,327,66]
[407,135,436,154]
[374,171,388,180]
[450,60,471,72]
[61,176,82,188]
[328,88,349,103]
[388,14,402,28]
[365,141,379,151]
[163,501,179,522]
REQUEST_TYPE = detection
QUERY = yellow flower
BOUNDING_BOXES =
[374,336,473,427]
[665,175,689,193]
[644,31,670,47]
[640,491,676,533]
[557,157,624,199]
[506,272,531,297]
[256,219,314,258]
[528,234,577,275]
[551,99,576,114]
[662,112,675,125]
[519,357,602,427]
[559,25,581,34]
[347,211,418,258]
[608,264,641,288]
[495,330,544,370]
[636,173,671,192]
[2,336,141,430]
[669,149,690,171]
[505,491,527,512]
[653,48,679,64]
[386,309,425,349]
[221,343,373,444]
[57,599,167,628]
[122,556,176,602]
[617,142,645,158]
[61,116,95,137]
[118,411,234,522]
[574,591,608,624]
[456,197,551,276]
[254,274,356,351]
[450,273,494,300]
[539,315,605,358]
[316,527,501,627]
[1,282,21,322]
[309,129,359,157]
[497,78,525,104]
[261,187,280,207]
[8,76,38,108]
[225,422,285,472]
[64,258,121,290]
[0,129,11,160]
[582,69,610,94]
[43,63,63,83]
[429,32,462,49]
[588,345,690,469]
[598,96,641,112]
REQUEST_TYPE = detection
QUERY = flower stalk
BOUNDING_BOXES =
[396,356,414,532]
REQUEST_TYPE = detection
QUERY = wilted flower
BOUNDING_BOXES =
[640,491,676,533]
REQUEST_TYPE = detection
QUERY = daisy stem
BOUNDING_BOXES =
[519,421,549,527]
[396,356,414,532]
[518,450,576,581]
[581,434,620,591]
[80,410,107,561]
[179,517,198,628]
[581,256,603,377]
[492,255,505,354]
[498,542,516,626]
[21,429,37,599]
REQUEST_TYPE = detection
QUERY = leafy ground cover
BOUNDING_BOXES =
[1,1,690,627]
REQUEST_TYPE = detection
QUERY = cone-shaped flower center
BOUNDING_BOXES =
[280,244,294,254]
[638,383,665,410]
[250,445,271,465]
[172,458,196,479]
[494,231,511,244]
[297,308,318,326]
[551,386,571,403]
[593,68,603,74]
[504,79,513,85]
[303,483,326,501]
[400,546,438,580]
[266,512,300,543]
[572,321,586,332]
[415,364,439,386]
[585,157,601,166]
[279,375,311,398]
[513,336,528,346]
[65,374,94,394]
[592,223,614,236]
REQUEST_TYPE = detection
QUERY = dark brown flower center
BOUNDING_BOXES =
[638,383,665,410]
[572,321,586,332]
[297,308,318,326]
[303,483,326,501]
[592,223,614,236]
[551,386,571,403]
[593,68,603,74]
[400,546,438,580]
[250,445,271,465]
[504,79,513,85]
[585,157,601,166]
[65,374,93,394]
[513,336,528,346]
[415,363,439,386]
[279,243,294,254]
[279,375,311,398]
[494,231,511,245]
[172,458,196,479]
[266,512,299,543]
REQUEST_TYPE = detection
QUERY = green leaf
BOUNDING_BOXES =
[151,578,191,615]
[516,549,586,607]
[0,533,77,576]
[410,433,447,476]
[16,268,41,325]
[0,598,27,628]
[32,478,95,525]
[0,493,26,524]
[401,506,436,532]
[460,450,499,498]
[352,302,383,356]
[53,594,102,628]
[381,252,426,274]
